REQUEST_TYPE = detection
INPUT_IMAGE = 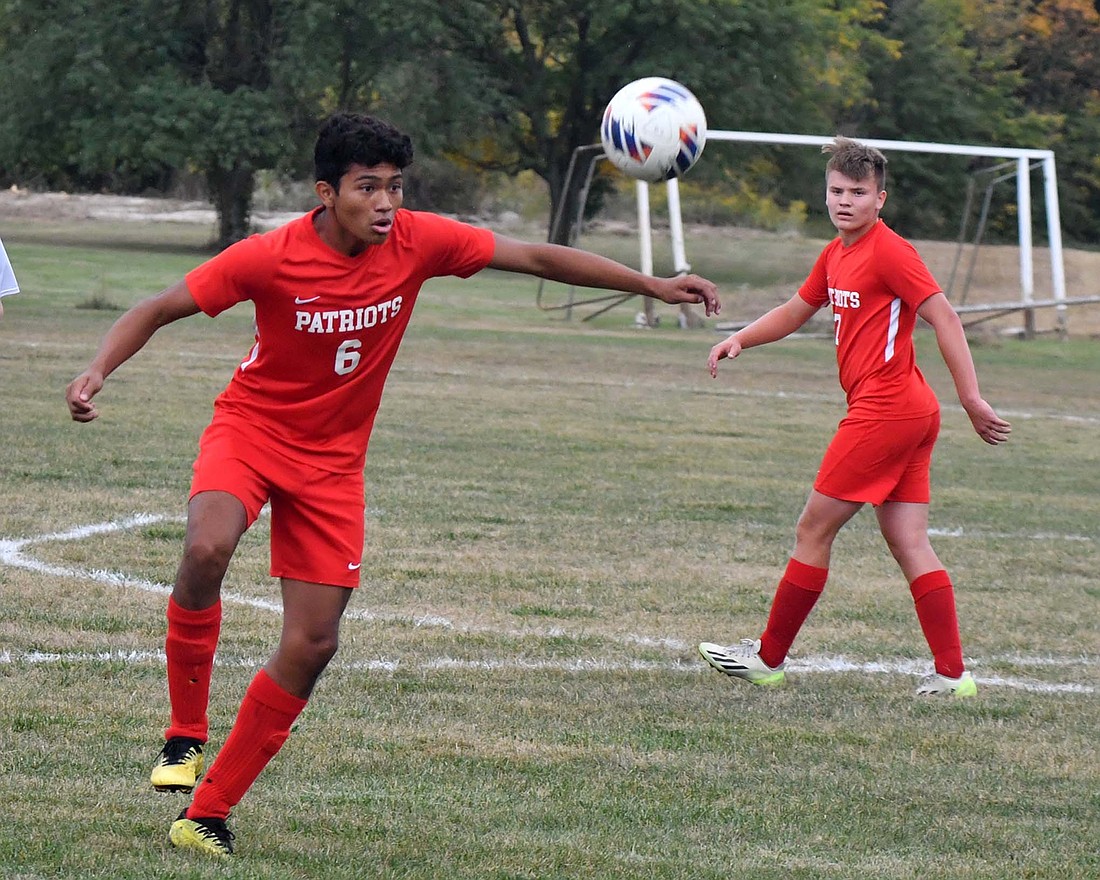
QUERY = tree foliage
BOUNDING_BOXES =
[268,0,508,211]
[0,0,286,247]
[1,0,1099,245]
[844,0,1054,237]
[1016,0,1100,240]
[417,0,894,242]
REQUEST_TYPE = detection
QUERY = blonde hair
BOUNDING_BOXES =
[823,136,887,192]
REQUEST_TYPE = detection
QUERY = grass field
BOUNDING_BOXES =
[0,218,1097,880]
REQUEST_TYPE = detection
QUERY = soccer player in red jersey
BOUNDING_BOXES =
[698,136,1010,698]
[65,112,720,857]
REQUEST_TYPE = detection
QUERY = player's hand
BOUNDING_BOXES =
[66,372,103,423]
[964,399,1011,445]
[654,274,721,317]
[707,335,743,378]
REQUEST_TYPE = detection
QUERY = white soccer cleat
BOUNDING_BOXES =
[915,670,977,698]
[698,638,786,686]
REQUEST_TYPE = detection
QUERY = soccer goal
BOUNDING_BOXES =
[709,130,1076,337]
[542,130,1089,336]
[534,143,697,325]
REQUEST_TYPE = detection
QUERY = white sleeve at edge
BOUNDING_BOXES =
[0,238,19,298]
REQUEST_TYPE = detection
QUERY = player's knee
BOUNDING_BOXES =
[882,528,911,551]
[180,536,236,582]
[286,629,340,674]
[794,514,835,550]
[311,631,340,668]
[880,525,928,557]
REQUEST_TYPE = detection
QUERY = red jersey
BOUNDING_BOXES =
[185,208,495,472]
[799,220,941,420]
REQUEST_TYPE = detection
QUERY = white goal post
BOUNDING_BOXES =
[646,130,1071,335]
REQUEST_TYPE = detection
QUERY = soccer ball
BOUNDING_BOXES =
[600,77,707,182]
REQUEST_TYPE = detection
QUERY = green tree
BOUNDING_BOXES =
[424,0,892,242]
[0,0,180,193]
[0,0,286,248]
[843,0,1052,239]
[168,0,285,248]
[1017,0,1100,243]
[269,0,504,211]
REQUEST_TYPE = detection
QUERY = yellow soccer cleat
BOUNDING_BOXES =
[169,810,235,857]
[150,737,204,792]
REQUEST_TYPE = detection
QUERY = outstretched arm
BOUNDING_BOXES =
[488,234,720,317]
[708,293,819,377]
[917,292,1011,445]
[66,280,201,422]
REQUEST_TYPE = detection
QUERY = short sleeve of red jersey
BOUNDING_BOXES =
[185,234,276,317]
[405,211,495,278]
[875,229,941,309]
[797,244,834,308]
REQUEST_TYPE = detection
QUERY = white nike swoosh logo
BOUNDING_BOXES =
[347,562,361,570]
[295,295,321,304]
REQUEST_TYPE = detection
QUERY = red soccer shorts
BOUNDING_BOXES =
[190,420,365,588]
[813,410,940,506]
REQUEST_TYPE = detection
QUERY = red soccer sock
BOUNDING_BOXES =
[910,569,965,678]
[164,597,222,742]
[758,558,828,668]
[188,668,307,820]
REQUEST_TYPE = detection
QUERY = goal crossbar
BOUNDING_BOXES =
[668,131,1068,332]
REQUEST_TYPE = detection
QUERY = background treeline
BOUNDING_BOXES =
[0,0,1096,249]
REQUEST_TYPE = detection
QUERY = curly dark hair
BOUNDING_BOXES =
[822,135,887,192]
[314,113,415,189]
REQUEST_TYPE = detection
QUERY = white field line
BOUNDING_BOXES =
[0,647,1092,695]
[1,515,1096,695]
[928,526,1093,542]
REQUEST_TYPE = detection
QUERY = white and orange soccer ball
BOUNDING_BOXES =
[600,77,707,182]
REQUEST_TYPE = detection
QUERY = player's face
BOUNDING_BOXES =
[825,170,886,244]
[315,163,405,254]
